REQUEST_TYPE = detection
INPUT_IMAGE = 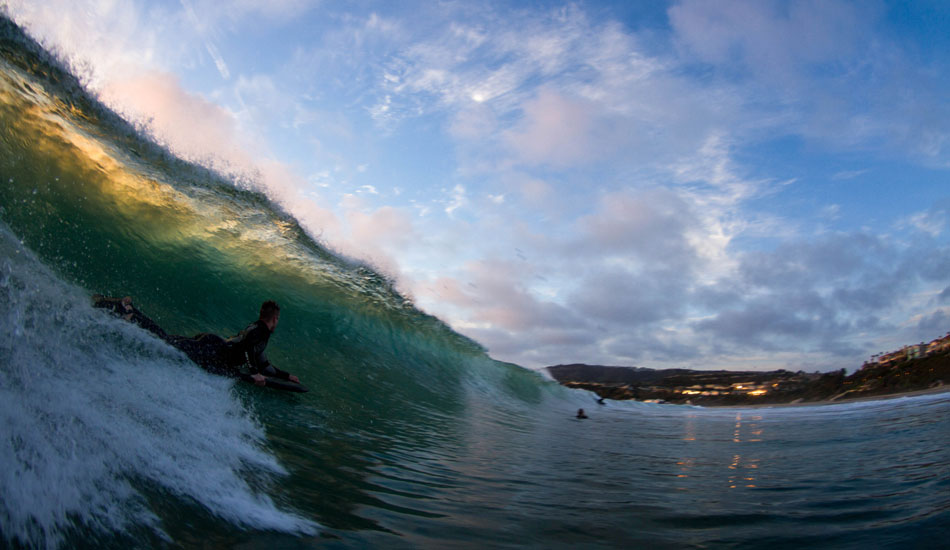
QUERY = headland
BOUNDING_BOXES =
[548,333,950,407]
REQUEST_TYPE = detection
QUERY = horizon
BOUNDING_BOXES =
[5,0,949,372]
[549,328,950,373]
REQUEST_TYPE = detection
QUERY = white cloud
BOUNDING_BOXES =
[903,208,949,238]
[444,184,467,216]
[832,169,869,181]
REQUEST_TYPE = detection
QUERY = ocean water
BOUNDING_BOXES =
[0,15,948,549]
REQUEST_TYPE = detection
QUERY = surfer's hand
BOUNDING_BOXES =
[252,373,266,386]
[289,374,299,383]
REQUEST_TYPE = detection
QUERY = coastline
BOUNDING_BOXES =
[699,384,950,409]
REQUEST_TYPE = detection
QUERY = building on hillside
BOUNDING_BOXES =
[877,349,907,366]
[927,333,950,354]
[872,332,950,366]
[907,343,927,360]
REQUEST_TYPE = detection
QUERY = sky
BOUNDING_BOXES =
[5,0,950,372]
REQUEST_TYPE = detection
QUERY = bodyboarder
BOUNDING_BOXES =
[95,294,300,386]
[166,300,300,386]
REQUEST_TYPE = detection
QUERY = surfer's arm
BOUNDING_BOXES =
[249,369,298,385]
[245,326,299,383]
[265,363,298,382]
[276,367,299,383]
[250,346,298,382]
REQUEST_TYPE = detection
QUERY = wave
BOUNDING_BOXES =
[0,220,317,547]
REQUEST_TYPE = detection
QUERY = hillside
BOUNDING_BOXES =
[547,351,949,406]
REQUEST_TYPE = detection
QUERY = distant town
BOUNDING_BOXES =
[547,332,950,406]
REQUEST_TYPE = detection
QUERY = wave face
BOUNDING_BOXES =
[1,16,948,549]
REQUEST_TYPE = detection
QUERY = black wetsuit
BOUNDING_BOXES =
[93,294,289,380]
[92,295,168,340]
[224,320,290,379]
[166,320,290,380]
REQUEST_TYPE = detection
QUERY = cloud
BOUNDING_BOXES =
[348,206,416,247]
[902,203,950,238]
[448,101,497,140]
[575,188,700,267]
[338,206,419,277]
[669,0,875,83]
[569,267,689,327]
[413,257,591,365]
[101,71,251,170]
[460,218,950,368]
[381,5,746,178]
[444,185,467,216]
[516,175,554,206]
[504,89,599,167]
[832,169,869,181]
[182,0,317,28]
[668,0,950,165]
[690,231,949,358]
[408,186,717,367]
[915,308,950,338]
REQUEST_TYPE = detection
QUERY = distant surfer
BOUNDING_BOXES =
[165,300,300,386]
[92,294,168,340]
[576,408,588,419]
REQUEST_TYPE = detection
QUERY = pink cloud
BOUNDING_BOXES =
[420,259,577,333]
[339,206,421,278]
[348,206,417,248]
[505,89,597,167]
[577,188,698,264]
[101,71,253,172]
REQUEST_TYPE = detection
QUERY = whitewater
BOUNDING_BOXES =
[0,15,947,549]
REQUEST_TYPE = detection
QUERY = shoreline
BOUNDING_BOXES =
[698,384,950,409]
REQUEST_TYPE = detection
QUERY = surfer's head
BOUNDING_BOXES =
[260,300,280,331]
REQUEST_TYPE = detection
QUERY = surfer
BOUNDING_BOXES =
[222,300,300,386]
[166,300,300,386]
[93,295,303,389]
[576,408,588,419]
[92,294,168,339]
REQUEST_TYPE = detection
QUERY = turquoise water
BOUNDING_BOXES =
[1,16,948,549]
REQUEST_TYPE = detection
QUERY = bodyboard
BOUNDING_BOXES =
[238,371,309,393]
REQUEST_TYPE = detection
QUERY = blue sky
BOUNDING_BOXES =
[7,0,950,371]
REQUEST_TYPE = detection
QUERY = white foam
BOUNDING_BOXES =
[0,224,317,547]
